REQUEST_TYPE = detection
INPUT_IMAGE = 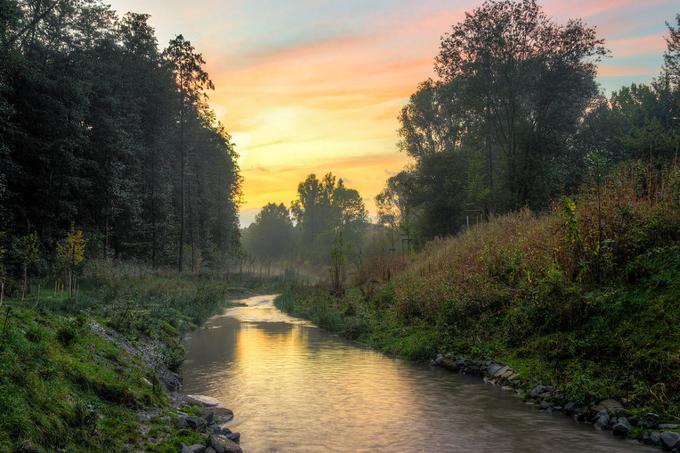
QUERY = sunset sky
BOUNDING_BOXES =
[109,0,678,226]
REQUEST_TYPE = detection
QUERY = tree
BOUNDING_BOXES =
[376,171,416,250]
[434,0,607,209]
[0,231,6,307]
[56,227,86,296]
[291,173,367,269]
[664,13,680,86]
[242,203,294,263]
[12,232,39,299]
[163,35,214,272]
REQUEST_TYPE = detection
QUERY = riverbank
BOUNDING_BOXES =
[0,264,283,451]
[276,249,680,450]
[274,164,680,451]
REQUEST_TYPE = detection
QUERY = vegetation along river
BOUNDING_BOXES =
[181,295,653,452]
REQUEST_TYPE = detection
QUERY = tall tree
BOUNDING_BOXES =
[163,34,214,272]
[242,203,294,263]
[435,0,607,209]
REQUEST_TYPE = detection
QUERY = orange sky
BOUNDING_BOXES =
[108,0,677,225]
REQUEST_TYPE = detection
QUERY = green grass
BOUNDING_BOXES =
[0,267,286,451]
[276,166,680,424]
[277,245,680,419]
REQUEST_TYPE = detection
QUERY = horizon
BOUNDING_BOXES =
[108,0,679,227]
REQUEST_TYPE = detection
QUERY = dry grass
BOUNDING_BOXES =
[391,161,680,326]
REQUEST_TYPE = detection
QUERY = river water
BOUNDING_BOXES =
[181,295,652,452]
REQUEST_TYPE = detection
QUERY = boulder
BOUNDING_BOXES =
[180,445,207,453]
[185,416,208,431]
[210,426,233,436]
[187,395,222,406]
[438,356,461,372]
[530,385,546,399]
[225,432,240,444]
[660,431,680,450]
[659,424,679,430]
[174,416,189,429]
[650,432,662,445]
[538,401,552,411]
[205,448,217,453]
[593,399,624,415]
[209,434,243,453]
[612,417,631,437]
[564,401,578,415]
[594,411,610,430]
[507,373,521,382]
[641,413,660,429]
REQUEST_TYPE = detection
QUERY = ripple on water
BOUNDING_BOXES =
[181,295,654,453]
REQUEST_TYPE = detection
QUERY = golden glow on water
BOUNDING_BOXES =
[181,296,650,452]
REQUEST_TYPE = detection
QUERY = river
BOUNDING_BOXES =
[181,294,652,452]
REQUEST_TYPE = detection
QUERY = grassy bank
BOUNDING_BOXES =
[0,264,284,452]
[276,162,680,421]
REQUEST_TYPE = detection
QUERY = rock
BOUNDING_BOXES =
[661,432,680,450]
[650,432,662,445]
[438,356,461,372]
[530,385,546,399]
[573,408,588,423]
[594,411,610,430]
[186,395,222,407]
[209,434,243,453]
[204,406,234,423]
[593,399,624,415]
[552,406,563,412]
[642,413,660,429]
[174,416,189,429]
[659,424,679,430]
[499,368,515,379]
[225,432,240,444]
[210,426,233,436]
[185,415,208,431]
[205,448,217,453]
[564,401,578,415]
[539,401,552,410]
[612,417,631,437]
[180,445,207,453]
[487,363,503,376]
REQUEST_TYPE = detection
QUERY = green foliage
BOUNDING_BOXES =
[279,165,680,417]
[0,308,164,451]
[0,1,240,269]
[0,263,282,451]
[242,203,295,262]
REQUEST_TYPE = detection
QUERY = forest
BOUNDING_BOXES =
[1,0,680,451]
[244,0,680,278]
[0,0,241,289]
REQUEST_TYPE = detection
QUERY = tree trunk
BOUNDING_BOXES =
[178,93,186,273]
[21,263,27,300]
[151,146,157,269]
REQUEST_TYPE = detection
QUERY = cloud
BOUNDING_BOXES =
[107,0,676,218]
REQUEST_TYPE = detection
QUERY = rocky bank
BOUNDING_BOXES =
[434,353,680,451]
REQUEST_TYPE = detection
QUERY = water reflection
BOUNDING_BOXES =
[181,295,651,452]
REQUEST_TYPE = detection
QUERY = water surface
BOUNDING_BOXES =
[181,295,651,452]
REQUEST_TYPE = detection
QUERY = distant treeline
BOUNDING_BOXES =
[377,0,680,245]
[0,1,241,270]
[244,0,680,290]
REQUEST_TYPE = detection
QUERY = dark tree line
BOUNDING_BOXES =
[0,0,241,270]
[242,173,369,283]
[378,0,680,245]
